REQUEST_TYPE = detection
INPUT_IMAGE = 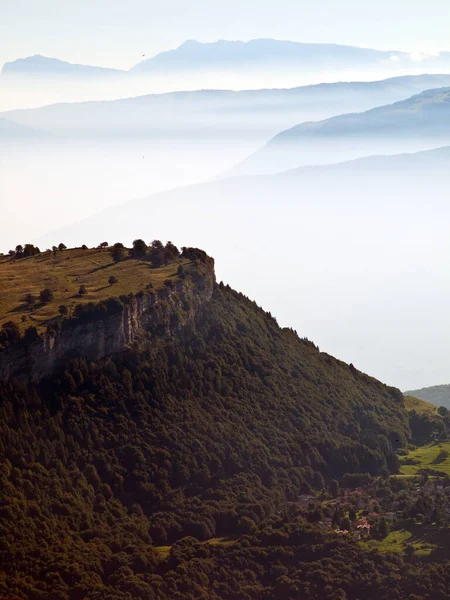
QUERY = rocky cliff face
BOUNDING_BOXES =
[0,257,215,385]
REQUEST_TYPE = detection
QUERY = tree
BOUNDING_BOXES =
[81,244,88,250]
[111,244,125,263]
[238,516,256,534]
[23,244,40,257]
[78,285,87,296]
[132,239,147,257]
[149,240,165,267]
[164,241,180,261]
[329,479,340,497]
[108,276,118,286]
[58,243,67,251]
[100,241,109,249]
[52,246,58,256]
[39,288,53,304]
[438,406,448,417]
[377,518,390,539]
[312,471,325,490]
[59,305,68,316]
[15,244,23,255]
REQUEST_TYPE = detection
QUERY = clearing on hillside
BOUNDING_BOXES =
[404,395,438,416]
[399,442,450,477]
[0,247,188,335]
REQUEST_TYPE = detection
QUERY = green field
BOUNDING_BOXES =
[0,248,187,334]
[399,442,450,477]
[361,527,436,556]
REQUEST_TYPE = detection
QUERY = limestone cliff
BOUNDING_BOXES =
[0,255,215,385]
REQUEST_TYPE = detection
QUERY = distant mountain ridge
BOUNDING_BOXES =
[131,38,405,73]
[1,54,124,78]
[3,39,444,78]
[4,74,450,141]
[405,385,450,409]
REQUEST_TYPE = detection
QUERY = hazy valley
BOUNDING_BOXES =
[3,20,450,599]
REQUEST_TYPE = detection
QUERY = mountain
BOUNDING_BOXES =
[131,38,406,73]
[1,54,124,78]
[0,243,413,599]
[4,74,450,140]
[406,385,450,409]
[34,146,450,391]
[229,87,450,175]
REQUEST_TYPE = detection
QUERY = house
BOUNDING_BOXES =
[368,513,382,521]
[384,512,396,522]
[353,518,371,534]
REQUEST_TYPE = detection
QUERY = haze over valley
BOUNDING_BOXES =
[6,4,450,599]
[2,41,450,392]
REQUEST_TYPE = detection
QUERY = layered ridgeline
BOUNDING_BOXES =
[5,74,450,141]
[229,87,450,175]
[0,40,406,80]
[0,242,417,598]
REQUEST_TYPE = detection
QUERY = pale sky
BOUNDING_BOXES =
[0,0,449,70]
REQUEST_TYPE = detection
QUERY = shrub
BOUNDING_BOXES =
[111,245,125,263]
[58,243,67,251]
[108,276,118,286]
[78,285,87,296]
[59,305,68,316]
[39,288,53,304]
[24,293,36,309]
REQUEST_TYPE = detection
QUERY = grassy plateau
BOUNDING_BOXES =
[0,247,187,335]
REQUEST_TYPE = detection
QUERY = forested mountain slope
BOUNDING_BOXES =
[0,247,411,598]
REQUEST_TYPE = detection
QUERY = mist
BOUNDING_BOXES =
[28,147,450,392]
[1,63,449,111]
[2,57,450,393]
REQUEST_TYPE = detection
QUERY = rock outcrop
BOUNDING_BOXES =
[0,256,215,385]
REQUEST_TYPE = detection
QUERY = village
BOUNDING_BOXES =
[294,472,450,548]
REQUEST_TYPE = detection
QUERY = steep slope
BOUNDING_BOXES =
[0,248,410,599]
[230,87,450,175]
[406,384,450,409]
[4,74,450,139]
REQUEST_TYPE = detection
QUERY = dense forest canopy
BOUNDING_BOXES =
[0,253,422,598]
